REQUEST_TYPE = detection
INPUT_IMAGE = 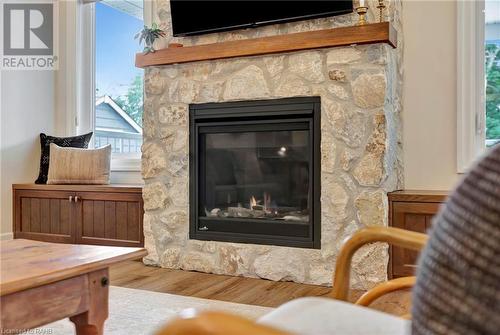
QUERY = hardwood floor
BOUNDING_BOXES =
[110,260,411,315]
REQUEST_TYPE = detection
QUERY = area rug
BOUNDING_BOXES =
[35,286,273,334]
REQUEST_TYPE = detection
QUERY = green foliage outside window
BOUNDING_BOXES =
[486,43,500,141]
[114,74,144,127]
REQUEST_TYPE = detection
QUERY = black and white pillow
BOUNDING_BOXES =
[35,132,93,184]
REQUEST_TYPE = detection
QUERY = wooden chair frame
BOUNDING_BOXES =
[156,311,290,335]
[331,226,428,304]
[157,226,428,335]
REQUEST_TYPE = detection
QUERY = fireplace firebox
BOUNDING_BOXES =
[189,97,321,248]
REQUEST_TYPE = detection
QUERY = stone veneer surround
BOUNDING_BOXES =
[141,0,403,288]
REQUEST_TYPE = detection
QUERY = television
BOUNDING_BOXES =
[170,1,354,37]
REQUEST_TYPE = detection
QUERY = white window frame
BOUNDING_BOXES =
[76,0,153,172]
[457,0,486,173]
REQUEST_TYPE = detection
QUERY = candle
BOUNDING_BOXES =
[359,0,365,7]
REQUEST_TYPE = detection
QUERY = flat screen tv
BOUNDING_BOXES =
[170,1,354,37]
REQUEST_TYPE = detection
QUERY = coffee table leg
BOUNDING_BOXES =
[70,269,109,335]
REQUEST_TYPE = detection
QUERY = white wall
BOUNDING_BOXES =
[0,70,56,238]
[402,1,461,190]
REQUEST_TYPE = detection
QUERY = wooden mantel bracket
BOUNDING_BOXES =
[135,22,397,68]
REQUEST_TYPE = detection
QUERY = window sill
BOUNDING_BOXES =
[111,157,141,172]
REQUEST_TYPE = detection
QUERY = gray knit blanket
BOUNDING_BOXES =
[412,145,500,334]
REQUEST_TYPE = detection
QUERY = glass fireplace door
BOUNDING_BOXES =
[200,125,310,225]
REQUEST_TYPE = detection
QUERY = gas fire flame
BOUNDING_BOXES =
[250,196,258,208]
[249,193,272,211]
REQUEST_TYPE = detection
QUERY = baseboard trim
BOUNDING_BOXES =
[0,232,14,240]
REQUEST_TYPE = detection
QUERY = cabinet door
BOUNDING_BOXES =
[74,191,144,247]
[390,202,442,278]
[14,190,75,243]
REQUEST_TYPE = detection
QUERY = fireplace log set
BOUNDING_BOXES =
[205,206,309,223]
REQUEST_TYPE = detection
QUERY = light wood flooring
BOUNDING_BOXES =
[110,260,411,316]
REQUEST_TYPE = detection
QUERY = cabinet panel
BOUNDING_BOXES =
[60,200,71,235]
[30,198,41,233]
[21,197,30,233]
[40,199,51,234]
[75,192,143,247]
[104,201,116,239]
[127,202,140,242]
[49,199,60,234]
[14,190,75,243]
[399,213,426,269]
[82,201,94,237]
[390,201,442,278]
[93,201,105,238]
[115,202,128,240]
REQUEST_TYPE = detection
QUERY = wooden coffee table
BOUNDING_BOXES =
[0,239,147,334]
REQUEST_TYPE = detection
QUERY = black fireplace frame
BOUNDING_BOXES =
[189,97,321,249]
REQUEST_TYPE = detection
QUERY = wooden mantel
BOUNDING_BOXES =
[136,22,397,68]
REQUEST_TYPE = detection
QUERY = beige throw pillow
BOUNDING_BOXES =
[47,143,111,184]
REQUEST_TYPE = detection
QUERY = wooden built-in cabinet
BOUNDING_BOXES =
[388,190,448,279]
[13,184,144,247]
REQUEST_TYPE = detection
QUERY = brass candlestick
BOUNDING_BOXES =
[377,0,386,22]
[355,6,368,26]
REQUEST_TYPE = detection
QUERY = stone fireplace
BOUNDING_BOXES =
[142,1,402,288]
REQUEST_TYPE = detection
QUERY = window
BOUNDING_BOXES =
[457,1,500,172]
[79,0,149,171]
[485,2,500,147]
[95,1,144,163]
